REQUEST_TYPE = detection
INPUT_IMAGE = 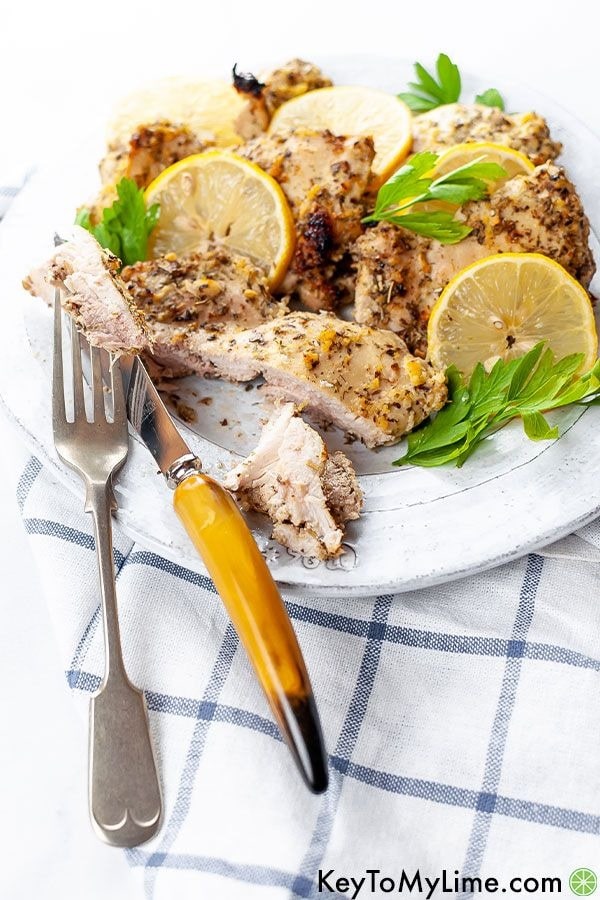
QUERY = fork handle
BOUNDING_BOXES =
[86,480,162,846]
[86,481,126,678]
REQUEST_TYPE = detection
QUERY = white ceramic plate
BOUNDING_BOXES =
[1,55,600,597]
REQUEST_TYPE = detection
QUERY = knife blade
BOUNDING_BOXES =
[124,355,328,794]
[125,355,196,483]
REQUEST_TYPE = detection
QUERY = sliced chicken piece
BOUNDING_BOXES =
[23,227,149,354]
[90,121,211,223]
[233,59,333,140]
[241,129,375,309]
[121,242,287,328]
[223,403,362,560]
[412,103,561,166]
[354,163,596,356]
[150,311,447,447]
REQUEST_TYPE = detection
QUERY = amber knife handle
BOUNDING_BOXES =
[173,471,328,794]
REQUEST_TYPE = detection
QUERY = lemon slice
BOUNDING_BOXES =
[107,77,246,147]
[427,253,597,376]
[268,86,413,182]
[433,141,535,187]
[145,151,295,288]
[413,142,536,216]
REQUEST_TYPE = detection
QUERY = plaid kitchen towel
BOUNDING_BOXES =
[4,179,600,900]
[13,453,600,899]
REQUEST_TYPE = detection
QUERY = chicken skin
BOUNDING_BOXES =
[353,163,595,356]
[233,58,333,140]
[241,128,375,309]
[223,403,362,560]
[412,103,561,166]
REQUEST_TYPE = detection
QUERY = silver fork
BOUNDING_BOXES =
[52,290,162,847]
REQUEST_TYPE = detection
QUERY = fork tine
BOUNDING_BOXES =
[70,321,86,422]
[90,345,105,422]
[52,289,66,423]
[110,355,127,427]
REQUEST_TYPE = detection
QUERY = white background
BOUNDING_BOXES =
[0,1,598,897]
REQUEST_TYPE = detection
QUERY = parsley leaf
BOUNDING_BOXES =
[75,177,160,267]
[364,151,506,243]
[394,345,600,468]
[379,212,472,244]
[399,52,505,114]
[398,53,461,112]
[475,88,505,110]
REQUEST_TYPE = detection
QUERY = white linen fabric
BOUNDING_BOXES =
[4,177,600,900]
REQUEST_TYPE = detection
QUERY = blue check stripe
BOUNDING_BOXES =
[67,671,281,740]
[68,607,102,680]
[16,456,42,511]
[133,849,298,889]
[68,667,600,839]
[292,595,394,898]
[0,170,32,213]
[460,554,544,892]
[143,623,239,898]
[126,549,217,593]
[67,540,135,677]
[32,512,600,675]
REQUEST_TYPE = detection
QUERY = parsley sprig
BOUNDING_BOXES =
[363,151,506,243]
[76,177,160,267]
[474,88,505,110]
[399,53,505,113]
[394,344,600,469]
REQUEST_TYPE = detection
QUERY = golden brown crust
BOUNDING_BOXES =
[412,103,562,165]
[90,121,211,223]
[99,120,209,188]
[352,223,430,356]
[463,163,596,287]
[233,59,333,139]
[122,243,286,328]
[187,312,448,446]
[241,128,375,309]
[353,164,595,355]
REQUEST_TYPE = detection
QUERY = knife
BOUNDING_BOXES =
[123,355,328,794]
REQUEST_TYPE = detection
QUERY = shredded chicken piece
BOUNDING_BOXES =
[147,311,447,447]
[121,242,287,328]
[233,59,332,140]
[241,128,374,309]
[412,103,561,165]
[353,163,596,356]
[223,403,362,559]
[23,227,149,354]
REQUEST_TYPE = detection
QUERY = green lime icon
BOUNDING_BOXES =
[570,869,597,896]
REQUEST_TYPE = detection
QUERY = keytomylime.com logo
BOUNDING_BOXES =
[570,869,597,896]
